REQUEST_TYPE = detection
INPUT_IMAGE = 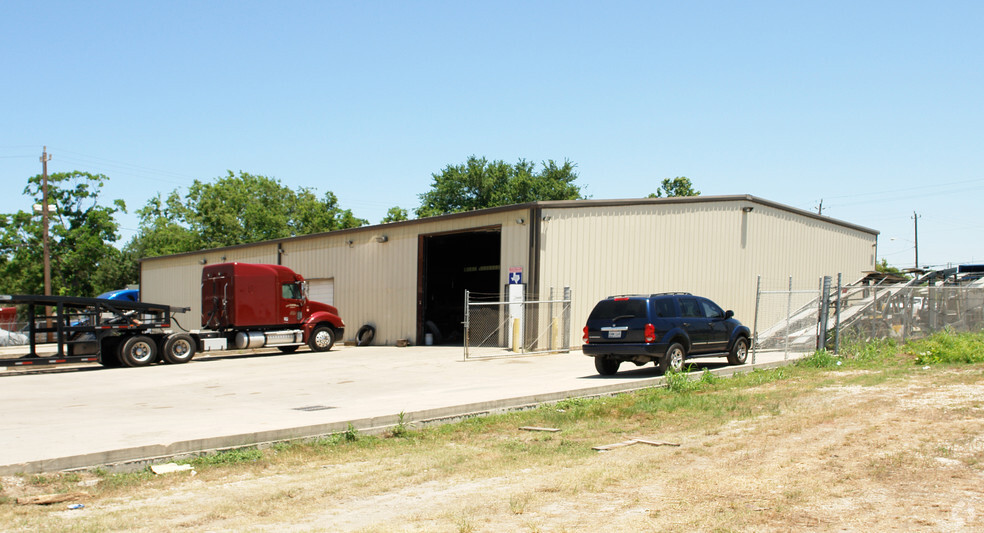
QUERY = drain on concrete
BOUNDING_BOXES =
[293,405,337,412]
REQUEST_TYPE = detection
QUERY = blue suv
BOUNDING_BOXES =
[582,293,751,375]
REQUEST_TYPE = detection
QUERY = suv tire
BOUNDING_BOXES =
[727,337,749,365]
[594,357,620,376]
[657,342,686,374]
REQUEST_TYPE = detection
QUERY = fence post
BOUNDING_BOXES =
[752,275,761,365]
[784,276,793,360]
[463,289,470,360]
[818,276,831,351]
[835,273,842,354]
[563,287,572,351]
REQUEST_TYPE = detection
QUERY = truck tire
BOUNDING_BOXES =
[120,335,158,367]
[162,333,196,364]
[356,324,375,346]
[308,326,335,352]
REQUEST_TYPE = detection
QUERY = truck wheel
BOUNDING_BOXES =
[120,335,158,367]
[657,343,686,374]
[594,356,620,376]
[727,337,749,365]
[162,333,196,364]
[308,326,335,352]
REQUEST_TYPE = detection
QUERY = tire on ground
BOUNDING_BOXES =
[727,337,749,365]
[594,356,620,376]
[308,325,335,352]
[162,333,196,364]
[356,324,375,346]
[119,335,158,367]
[657,342,686,374]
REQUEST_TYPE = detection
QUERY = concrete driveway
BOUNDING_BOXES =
[0,345,804,474]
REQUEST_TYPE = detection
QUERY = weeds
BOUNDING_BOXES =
[391,411,411,438]
[912,330,984,365]
[797,349,841,369]
[188,448,264,468]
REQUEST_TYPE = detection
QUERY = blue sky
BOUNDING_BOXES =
[2,1,982,270]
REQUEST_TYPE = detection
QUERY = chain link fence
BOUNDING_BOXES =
[0,319,29,347]
[752,274,984,362]
[464,287,571,359]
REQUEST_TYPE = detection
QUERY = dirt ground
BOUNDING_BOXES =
[3,367,983,532]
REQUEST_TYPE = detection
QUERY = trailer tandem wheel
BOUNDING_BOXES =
[120,335,158,367]
[162,333,196,364]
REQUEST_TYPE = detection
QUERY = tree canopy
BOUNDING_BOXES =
[415,156,583,218]
[0,171,133,296]
[132,171,367,257]
[648,177,700,198]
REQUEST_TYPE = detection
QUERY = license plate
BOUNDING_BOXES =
[607,331,622,339]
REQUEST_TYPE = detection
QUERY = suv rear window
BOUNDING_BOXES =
[588,298,647,321]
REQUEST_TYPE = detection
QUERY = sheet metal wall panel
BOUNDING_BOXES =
[141,209,531,345]
[537,200,876,345]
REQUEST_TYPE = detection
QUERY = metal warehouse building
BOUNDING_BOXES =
[141,195,879,347]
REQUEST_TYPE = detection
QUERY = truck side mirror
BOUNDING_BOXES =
[725,310,734,319]
[300,281,309,302]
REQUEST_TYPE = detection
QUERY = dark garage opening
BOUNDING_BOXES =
[419,228,501,345]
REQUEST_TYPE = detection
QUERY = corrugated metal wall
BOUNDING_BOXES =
[536,198,877,344]
[141,207,532,345]
[141,197,876,350]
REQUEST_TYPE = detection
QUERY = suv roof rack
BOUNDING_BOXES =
[606,292,692,299]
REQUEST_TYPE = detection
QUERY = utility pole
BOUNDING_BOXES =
[817,199,823,215]
[912,211,920,269]
[40,147,52,297]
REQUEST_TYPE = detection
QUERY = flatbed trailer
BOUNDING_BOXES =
[0,294,190,368]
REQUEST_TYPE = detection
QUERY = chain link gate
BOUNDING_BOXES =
[463,287,572,359]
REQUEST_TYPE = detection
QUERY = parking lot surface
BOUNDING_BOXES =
[0,345,803,474]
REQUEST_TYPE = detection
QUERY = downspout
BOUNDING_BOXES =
[529,205,541,298]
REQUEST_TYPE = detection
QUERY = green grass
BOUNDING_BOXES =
[911,330,984,365]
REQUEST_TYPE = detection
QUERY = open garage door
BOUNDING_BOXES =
[419,227,501,345]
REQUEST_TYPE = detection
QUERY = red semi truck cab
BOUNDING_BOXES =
[201,263,344,351]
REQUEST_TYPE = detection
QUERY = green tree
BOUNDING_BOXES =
[132,171,367,256]
[875,258,909,278]
[381,206,409,224]
[648,177,700,198]
[0,171,133,296]
[416,156,583,218]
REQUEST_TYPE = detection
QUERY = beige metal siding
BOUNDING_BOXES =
[141,208,532,345]
[537,199,876,344]
[141,197,875,351]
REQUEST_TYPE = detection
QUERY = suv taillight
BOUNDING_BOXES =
[582,325,589,344]
[644,323,656,343]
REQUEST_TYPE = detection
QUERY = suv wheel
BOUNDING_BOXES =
[727,337,749,365]
[594,357,620,376]
[658,343,686,374]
